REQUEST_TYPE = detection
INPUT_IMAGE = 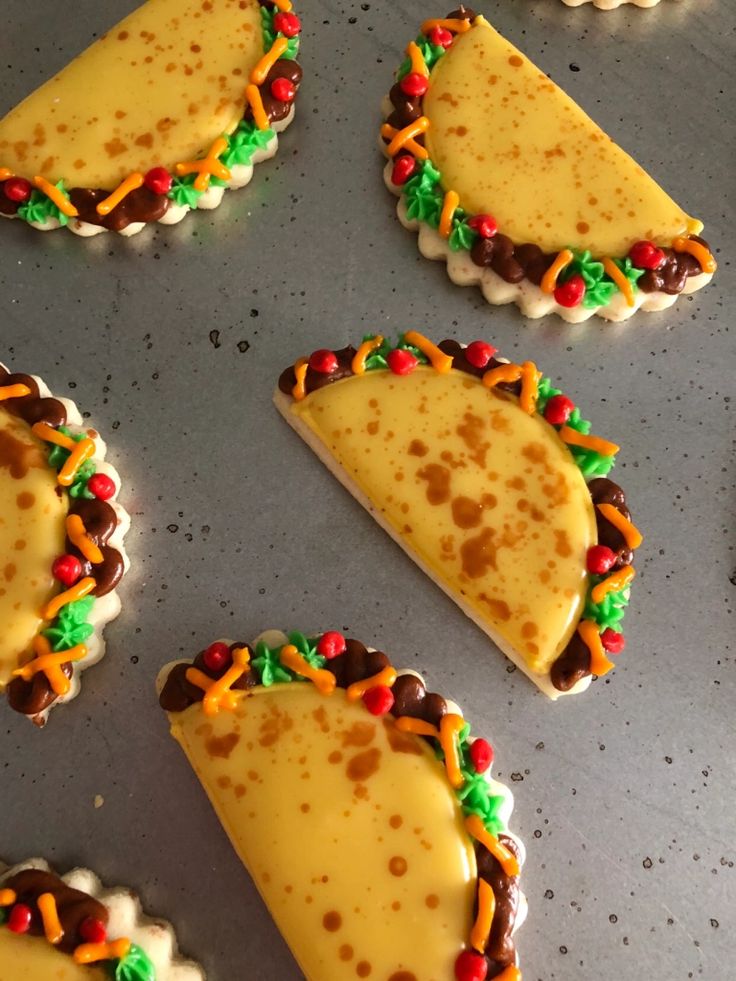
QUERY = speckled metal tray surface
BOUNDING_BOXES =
[0,0,733,978]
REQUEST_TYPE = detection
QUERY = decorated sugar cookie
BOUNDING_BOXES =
[276,333,643,697]
[0,0,302,237]
[159,628,526,981]
[381,8,715,322]
[0,858,203,980]
[0,366,129,724]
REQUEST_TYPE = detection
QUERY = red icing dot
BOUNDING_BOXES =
[143,167,172,196]
[429,26,453,48]
[554,274,586,308]
[628,240,666,271]
[543,394,575,426]
[52,554,83,587]
[273,12,301,37]
[469,738,494,774]
[391,155,417,186]
[387,348,419,376]
[362,685,395,716]
[317,631,346,660]
[7,904,32,934]
[586,545,617,575]
[271,77,296,103]
[79,917,107,944]
[87,473,116,501]
[464,340,497,369]
[4,177,32,203]
[601,628,626,654]
[455,950,488,981]
[308,349,338,374]
[203,642,231,673]
[400,72,429,98]
[467,214,498,239]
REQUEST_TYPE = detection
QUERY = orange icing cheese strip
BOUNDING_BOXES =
[0,890,17,906]
[577,620,614,677]
[42,577,96,620]
[380,123,428,161]
[494,967,521,981]
[384,118,430,158]
[559,426,620,458]
[31,422,76,450]
[406,41,429,78]
[346,666,398,701]
[439,189,460,238]
[32,176,79,218]
[0,383,31,400]
[470,877,496,953]
[591,564,635,605]
[421,18,472,34]
[403,330,454,373]
[482,363,521,388]
[245,84,270,131]
[541,248,574,294]
[280,644,336,695]
[519,361,541,415]
[66,514,104,565]
[74,939,132,965]
[176,137,231,193]
[291,358,309,401]
[58,437,96,487]
[272,0,293,10]
[251,37,289,85]
[465,815,521,877]
[201,647,251,716]
[37,892,64,944]
[0,168,14,180]
[95,173,144,216]
[672,237,717,274]
[596,503,643,550]
[394,716,440,738]
[12,636,88,697]
[184,667,240,712]
[439,713,465,789]
[602,258,635,308]
[352,335,385,376]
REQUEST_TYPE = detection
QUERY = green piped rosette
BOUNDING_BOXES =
[108,944,156,981]
[17,181,75,227]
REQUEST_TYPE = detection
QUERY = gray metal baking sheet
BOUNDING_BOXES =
[1,0,733,978]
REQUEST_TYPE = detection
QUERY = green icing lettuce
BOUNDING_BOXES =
[108,944,155,981]
[221,121,275,169]
[584,582,630,632]
[17,182,74,227]
[435,722,507,836]
[42,596,96,651]
[45,426,98,499]
[251,632,326,685]
[363,334,429,372]
[397,34,447,80]
[261,6,300,60]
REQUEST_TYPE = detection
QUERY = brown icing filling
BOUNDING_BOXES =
[0,1,302,232]
[2,868,109,955]
[159,634,519,973]
[384,7,712,297]
[0,365,124,719]
[278,340,636,693]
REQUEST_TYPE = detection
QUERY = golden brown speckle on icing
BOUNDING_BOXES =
[388,856,408,877]
[346,747,381,782]
[323,910,342,932]
[205,732,240,759]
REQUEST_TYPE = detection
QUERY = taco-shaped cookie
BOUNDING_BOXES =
[158,629,527,980]
[276,333,643,697]
[562,0,664,7]
[0,0,302,237]
[381,8,715,322]
[0,366,130,724]
[0,857,203,980]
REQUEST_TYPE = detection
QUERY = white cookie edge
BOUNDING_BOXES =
[0,857,204,980]
[1,365,131,724]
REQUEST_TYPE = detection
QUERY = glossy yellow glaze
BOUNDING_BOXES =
[0,0,263,189]
[291,368,596,676]
[169,683,476,981]
[423,16,702,255]
[0,410,67,689]
[0,930,106,981]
